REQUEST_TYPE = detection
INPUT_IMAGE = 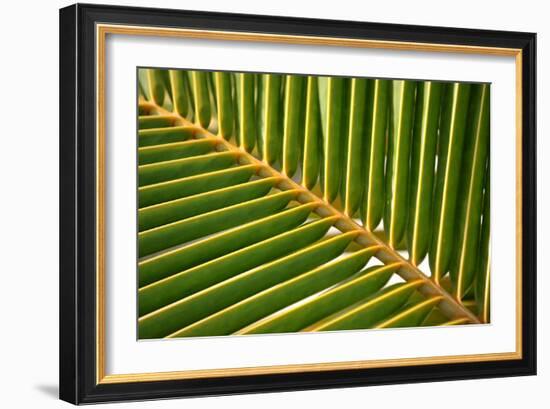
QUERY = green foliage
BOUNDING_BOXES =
[135,68,491,339]
[407,81,443,265]
[363,79,390,231]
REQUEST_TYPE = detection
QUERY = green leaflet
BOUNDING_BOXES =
[214,72,234,139]
[239,263,399,335]
[394,290,424,311]
[138,164,257,208]
[306,281,422,332]
[208,72,218,109]
[139,216,339,316]
[138,177,280,231]
[161,70,173,109]
[138,115,180,131]
[375,295,442,328]
[475,167,491,323]
[321,77,348,203]
[138,189,297,257]
[138,151,239,187]
[343,78,369,217]
[282,75,306,177]
[429,82,472,284]
[230,74,240,145]
[363,79,390,231]
[138,202,316,287]
[138,80,147,99]
[138,139,217,165]
[173,245,380,337]
[190,71,212,129]
[255,74,265,155]
[138,69,151,101]
[184,73,196,121]
[140,231,358,339]
[407,81,443,265]
[451,84,490,299]
[302,76,322,189]
[259,74,283,164]
[146,68,166,106]
[138,126,195,147]
[237,73,256,152]
[384,80,416,248]
[421,307,449,326]
[169,69,191,118]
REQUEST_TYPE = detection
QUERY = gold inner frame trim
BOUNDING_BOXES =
[95,23,523,385]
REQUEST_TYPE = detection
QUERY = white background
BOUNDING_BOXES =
[0,0,547,407]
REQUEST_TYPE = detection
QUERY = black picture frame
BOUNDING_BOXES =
[60,3,536,404]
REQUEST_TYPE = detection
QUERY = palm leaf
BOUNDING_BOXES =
[138,115,182,131]
[302,76,323,190]
[258,74,283,164]
[169,69,191,118]
[450,84,490,299]
[138,138,217,165]
[140,231,358,338]
[146,68,166,106]
[214,72,234,139]
[282,75,306,177]
[375,293,443,329]
[138,164,258,208]
[189,71,212,129]
[321,77,348,203]
[139,215,339,316]
[305,281,423,331]
[363,79,390,231]
[138,151,239,187]
[138,125,193,146]
[236,73,257,151]
[239,263,399,334]
[138,190,298,257]
[429,83,472,283]
[171,245,380,337]
[136,68,490,339]
[343,78,369,217]
[384,80,416,248]
[138,176,280,231]
[407,81,442,265]
[138,202,317,287]
[475,166,491,322]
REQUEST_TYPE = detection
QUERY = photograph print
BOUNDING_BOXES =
[136,68,490,340]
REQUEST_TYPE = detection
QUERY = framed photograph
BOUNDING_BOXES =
[59,3,536,404]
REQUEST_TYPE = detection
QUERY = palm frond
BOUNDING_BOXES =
[135,68,490,339]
